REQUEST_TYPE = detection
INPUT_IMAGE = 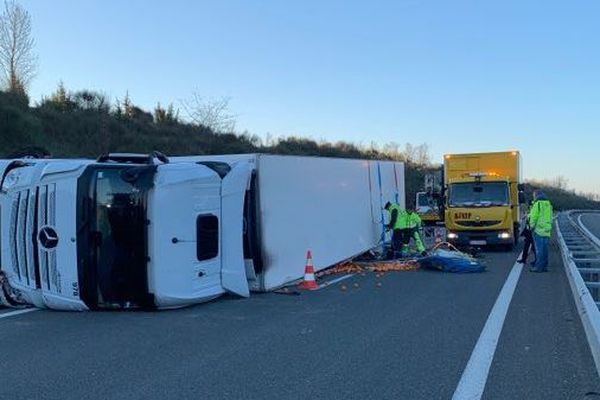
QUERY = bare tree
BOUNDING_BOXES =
[181,92,237,133]
[0,0,37,95]
[401,142,431,165]
[382,141,402,160]
[153,102,179,124]
[413,143,432,165]
[552,175,569,190]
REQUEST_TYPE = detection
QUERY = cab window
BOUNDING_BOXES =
[196,214,219,261]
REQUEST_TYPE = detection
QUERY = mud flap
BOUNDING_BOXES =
[220,161,252,297]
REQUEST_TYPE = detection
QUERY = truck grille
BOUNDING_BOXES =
[38,184,57,292]
[38,185,48,290]
[17,191,29,285]
[8,184,57,291]
[26,190,38,288]
[455,220,502,227]
[9,195,20,279]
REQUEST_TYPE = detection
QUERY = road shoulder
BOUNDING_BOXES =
[483,238,600,399]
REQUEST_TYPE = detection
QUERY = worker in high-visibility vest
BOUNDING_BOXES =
[406,205,427,256]
[517,201,536,265]
[528,190,553,272]
[384,201,408,257]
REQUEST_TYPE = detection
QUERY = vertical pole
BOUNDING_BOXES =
[367,162,375,223]
[377,162,386,247]
[393,163,400,204]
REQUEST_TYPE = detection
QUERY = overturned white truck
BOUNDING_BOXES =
[0,153,405,310]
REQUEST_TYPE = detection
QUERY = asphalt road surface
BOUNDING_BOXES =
[582,213,600,240]
[1,244,598,400]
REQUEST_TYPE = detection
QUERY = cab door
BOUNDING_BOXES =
[149,163,223,307]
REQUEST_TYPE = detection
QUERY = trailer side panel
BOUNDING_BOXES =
[257,155,404,290]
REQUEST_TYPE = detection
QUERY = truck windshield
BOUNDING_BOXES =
[448,182,509,207]
[77,166,155,309]
[417,193,429,207]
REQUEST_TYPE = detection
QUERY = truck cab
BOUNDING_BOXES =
[0,154,251,310]
[416,191,443,226]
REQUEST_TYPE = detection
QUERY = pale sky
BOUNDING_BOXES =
[20,0,600,195]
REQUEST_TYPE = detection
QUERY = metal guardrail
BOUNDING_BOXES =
[558,211,600,306]
[556,210,600,375]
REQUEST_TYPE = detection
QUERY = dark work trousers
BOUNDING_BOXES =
[392,229,404,254]
[400,229,413,246]
[391,229,411,254]
[521,228,536,263]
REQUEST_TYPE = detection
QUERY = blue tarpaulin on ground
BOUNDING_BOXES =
[418,249,485,273]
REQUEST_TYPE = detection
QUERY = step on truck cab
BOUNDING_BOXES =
[443,151,525,249]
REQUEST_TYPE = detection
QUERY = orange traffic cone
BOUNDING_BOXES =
[299,250,319,290]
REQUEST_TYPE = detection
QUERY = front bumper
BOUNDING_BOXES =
[446,229,513,246]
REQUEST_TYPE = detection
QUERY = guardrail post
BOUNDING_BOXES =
[556,210,600,377]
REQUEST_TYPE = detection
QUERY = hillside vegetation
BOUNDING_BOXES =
[0,89,435,204]
[523,182,600,211]
[0,89,598,211]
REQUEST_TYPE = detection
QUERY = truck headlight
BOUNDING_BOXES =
[498,232,511,239]
[447,232,458,240]
[2,171,21,190]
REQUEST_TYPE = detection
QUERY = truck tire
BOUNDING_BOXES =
[6,146,51,159]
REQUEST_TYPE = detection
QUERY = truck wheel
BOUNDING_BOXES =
[7,146,51,159]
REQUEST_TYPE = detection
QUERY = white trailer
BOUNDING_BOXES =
[0,153,404,310]
[176,154,406,292]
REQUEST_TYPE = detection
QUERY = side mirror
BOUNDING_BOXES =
[518,191,526,204]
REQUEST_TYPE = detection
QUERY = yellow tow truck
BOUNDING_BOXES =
[444,151,525,250]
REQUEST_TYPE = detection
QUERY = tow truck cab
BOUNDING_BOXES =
[0,154,252,310]
[443,151,525,249]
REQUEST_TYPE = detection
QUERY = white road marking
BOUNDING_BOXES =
[317,274,355,289]
[0,308,38,319]
[452,256,523,400]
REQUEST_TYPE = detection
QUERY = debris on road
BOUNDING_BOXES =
[367,260,420,272]
[317,259,420,277]
[316,242,484,279]
[419,243,485,273]
[273,287,301,296]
